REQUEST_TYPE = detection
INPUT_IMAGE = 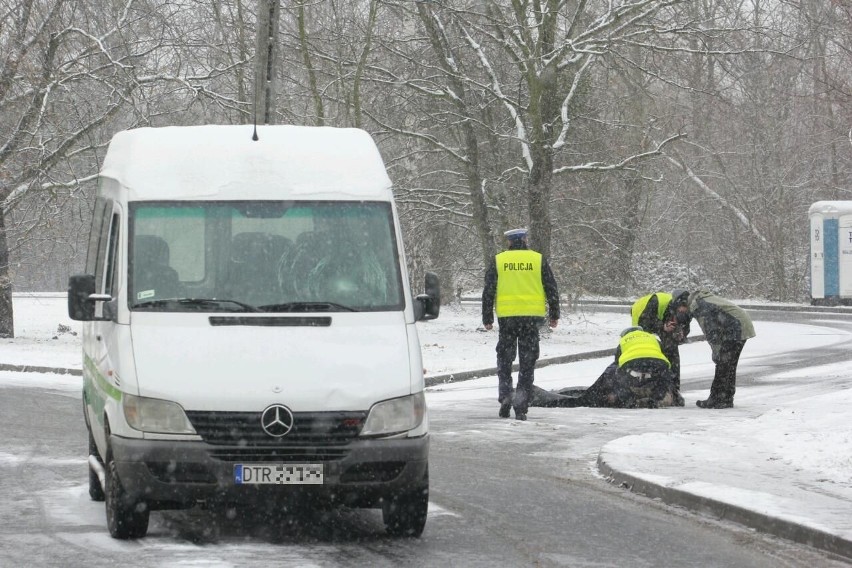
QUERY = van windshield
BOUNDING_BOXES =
[128,201,404,312]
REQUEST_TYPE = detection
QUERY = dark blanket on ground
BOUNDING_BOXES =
[529,385,587,407]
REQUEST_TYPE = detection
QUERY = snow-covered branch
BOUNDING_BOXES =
[662,147,768,244]
[459,26,532,171]
[366,110,469,164]
[3,172,98,212]
[553,132,685,174]
[552,53,595,150]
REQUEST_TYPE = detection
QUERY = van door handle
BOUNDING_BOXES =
[96,335,102,341]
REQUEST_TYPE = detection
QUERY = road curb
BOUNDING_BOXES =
[0,362,81,376]
[459,297,852,315]
[424,335,706,388]
[424,348,615,387]
[596,454,852,561]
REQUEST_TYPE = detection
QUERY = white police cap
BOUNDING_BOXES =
[503,228,528,240]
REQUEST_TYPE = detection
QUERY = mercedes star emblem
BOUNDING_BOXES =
[260,404,294,437]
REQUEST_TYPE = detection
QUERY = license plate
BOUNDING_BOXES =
[234,464,324,485]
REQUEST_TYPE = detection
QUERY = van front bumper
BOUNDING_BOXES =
[109,434,429,509]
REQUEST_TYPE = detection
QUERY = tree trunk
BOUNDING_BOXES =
[415,2,495,267]
[351,0,379,128]
[610,171,644,293]
[0,210,14,338]
[527,147,554,258]
[462,121,496,267]
[254,0,280,125]
[525,8,558,259]
[297,0,324,125]
[611,48,650,293]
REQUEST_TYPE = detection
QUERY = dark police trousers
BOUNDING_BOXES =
[496,316,541,413]
[659,335,681,390]
[709,340,746,403]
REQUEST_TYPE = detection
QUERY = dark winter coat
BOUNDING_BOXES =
[688,289,755,358]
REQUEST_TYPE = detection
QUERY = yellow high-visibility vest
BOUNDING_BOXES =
[618,330,671,368]
[495,250,547,317]
[630,292,673,326]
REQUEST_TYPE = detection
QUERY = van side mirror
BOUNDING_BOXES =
[68,274,113,321]
[414,271,440,321]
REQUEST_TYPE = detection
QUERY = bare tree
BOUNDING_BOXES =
[0,0,123,336]
[644,0,852,299]
[4,0,851,309]
[0,0,257,334]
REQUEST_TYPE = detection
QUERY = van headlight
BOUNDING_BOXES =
[123,393,197,434]
[361,392,426,436]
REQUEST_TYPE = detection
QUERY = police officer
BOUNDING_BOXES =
[687,289,755,409]
[631,290,691,405]
[482,228,560,420]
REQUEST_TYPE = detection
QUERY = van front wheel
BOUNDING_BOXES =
[105,456,149,539]
[382,475,429,537]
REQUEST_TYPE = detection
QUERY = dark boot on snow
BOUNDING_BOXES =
[696,398,733,409]
[498,398,512,418]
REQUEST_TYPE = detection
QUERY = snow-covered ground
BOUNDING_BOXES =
[419,303,852,555]
[2,295,851,557]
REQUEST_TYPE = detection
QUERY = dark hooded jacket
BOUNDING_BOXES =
[688,289,755,358]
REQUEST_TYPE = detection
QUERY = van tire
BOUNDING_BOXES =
[382,472,429,537]
[105,455,149,539]
[87,429,105,502]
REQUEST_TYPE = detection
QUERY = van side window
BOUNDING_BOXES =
[102,213,120,296]
[85,198,109,276]
[93,209,109,293]
[92,203,118,295]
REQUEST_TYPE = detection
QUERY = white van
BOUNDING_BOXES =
[68,125,440,539]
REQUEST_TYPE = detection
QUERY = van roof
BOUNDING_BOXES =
[99,125,393,201]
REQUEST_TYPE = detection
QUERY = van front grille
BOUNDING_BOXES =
[208,447,349,463]
[185,410,366,446]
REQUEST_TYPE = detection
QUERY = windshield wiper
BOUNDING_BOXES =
[258,301,359,313]
[132,298,260,312]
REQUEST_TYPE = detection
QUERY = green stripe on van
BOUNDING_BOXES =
[83,354,123,401]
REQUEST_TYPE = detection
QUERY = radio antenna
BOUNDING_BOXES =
[252,91,259,141]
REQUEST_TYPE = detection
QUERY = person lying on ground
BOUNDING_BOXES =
[529,327,680,409]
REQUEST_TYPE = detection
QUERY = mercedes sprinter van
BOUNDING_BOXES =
[68,125,439,539]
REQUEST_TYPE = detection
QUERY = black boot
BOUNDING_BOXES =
[498,398,512,418]
[512,390,529,420]
[696,398,733,409]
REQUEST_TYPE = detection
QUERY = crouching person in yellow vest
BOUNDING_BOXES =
[631,289,691,406]
[482,228,560,421]
[532,327,677,409]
